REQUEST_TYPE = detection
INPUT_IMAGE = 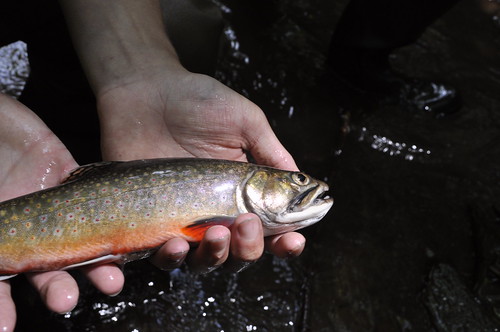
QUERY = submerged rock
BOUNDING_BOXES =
[423,263,499,331]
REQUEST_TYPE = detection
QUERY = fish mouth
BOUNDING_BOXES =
[269,182,332,228]
[288,183,333,214]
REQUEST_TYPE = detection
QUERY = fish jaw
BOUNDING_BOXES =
[263,183,333,236]
[280,182,333,222]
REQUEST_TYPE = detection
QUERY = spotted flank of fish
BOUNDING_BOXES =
[0,158,333,279]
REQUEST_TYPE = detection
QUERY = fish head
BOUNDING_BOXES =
[242,169,333,236]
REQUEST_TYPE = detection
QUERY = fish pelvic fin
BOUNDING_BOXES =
[62,254,123,270]
[0,274,17,281]
[181,217,236,242]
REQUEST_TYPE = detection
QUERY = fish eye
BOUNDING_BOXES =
[292,172,309,185]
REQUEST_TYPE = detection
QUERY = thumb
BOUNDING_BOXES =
[242,110,298,171]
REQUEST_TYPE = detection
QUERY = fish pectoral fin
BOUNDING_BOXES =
[62,254,123,270]
[181,216,236,242]
[0,274,17,281]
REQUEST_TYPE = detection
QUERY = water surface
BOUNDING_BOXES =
[2,0,500,330]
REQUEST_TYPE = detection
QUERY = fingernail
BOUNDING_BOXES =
[287,241,305,258]
[109,289,122,297]
[235,261,254,273]
[238,218,259,240]
[168,251,187,264]
[159,251,187,271]
[200,264,221,275]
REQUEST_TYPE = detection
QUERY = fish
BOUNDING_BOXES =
[0,158,333,279]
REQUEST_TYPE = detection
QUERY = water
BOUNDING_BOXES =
[2,0,500,330]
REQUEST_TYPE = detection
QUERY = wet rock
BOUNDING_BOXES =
[423,263,499,331]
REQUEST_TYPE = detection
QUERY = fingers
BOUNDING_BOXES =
[0,281,16,332]
[80,263,125,296]
[150,216,264,274]
[149,237,190,271]
[187,225,230,274]
[27,271,79,314]
[186,215,265,273]
[241,107,299,172]
[225,214,264,272]
[265,232,306,259]
[151,214,304,274]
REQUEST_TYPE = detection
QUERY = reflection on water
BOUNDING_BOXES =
[46,257,308,331]
[357,127,432,161]
[3,0,500,330]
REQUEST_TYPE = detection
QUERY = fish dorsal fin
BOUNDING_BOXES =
[62,161,119,184]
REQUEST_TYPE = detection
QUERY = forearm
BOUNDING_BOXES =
[58,0,182,97]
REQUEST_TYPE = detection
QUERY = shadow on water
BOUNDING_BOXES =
[2,0,500,330]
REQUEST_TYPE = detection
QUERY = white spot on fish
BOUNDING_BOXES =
[23,207,31,214]
[169,211,176,217]
[53,228,63,236]
[66,213,75,221]
[8,228,16,236]
[39,215,48,223]
[129,222,137,228]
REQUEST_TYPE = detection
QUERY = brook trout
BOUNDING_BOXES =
[0,158,332,279]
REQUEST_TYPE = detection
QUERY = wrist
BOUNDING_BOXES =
[59,0,185,97]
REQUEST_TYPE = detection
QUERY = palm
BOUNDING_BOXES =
[98,71,296,170]
[0,95,82,331]
[0,96,77,200]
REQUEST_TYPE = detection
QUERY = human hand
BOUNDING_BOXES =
[0,94,125,332]
[59,0,306,274]
[96,69,307,273]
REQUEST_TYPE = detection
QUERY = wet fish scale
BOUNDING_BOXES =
[0,158,333,276]
[0,159,253,273]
